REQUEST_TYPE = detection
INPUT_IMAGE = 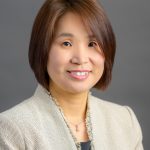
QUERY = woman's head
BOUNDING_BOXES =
[29,0,116,91]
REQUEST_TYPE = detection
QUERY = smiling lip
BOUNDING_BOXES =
[67,70,91,80]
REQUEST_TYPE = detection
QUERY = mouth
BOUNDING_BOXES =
[67,70,91,80]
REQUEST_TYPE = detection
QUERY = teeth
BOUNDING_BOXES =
[72,72,88,76]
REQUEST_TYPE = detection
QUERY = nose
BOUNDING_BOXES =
[70,46,89,65]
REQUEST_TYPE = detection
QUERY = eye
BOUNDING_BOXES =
[62,41,72,47]
[88,41,98,47]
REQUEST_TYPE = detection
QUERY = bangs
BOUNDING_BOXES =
[76,5,114,55]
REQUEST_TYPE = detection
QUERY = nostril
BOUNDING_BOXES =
[70,57,88,65]
[70,57,78,64]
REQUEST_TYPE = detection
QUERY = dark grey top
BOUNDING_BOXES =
[80,141,91,150]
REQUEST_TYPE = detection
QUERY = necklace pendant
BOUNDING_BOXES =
[75,125,79,132]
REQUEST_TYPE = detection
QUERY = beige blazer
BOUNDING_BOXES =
[0,84,143,150]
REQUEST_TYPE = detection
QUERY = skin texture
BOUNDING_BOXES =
[47,12,105,142]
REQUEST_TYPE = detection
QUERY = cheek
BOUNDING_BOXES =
[47,48,70,73]
[90,51,105,68]
[47,53,58,70]
[93,56,105,78]
[94,55,105,80]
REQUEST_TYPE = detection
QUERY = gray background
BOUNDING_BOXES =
[0,0,149,149]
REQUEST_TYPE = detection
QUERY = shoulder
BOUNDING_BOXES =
[0,85,55,139]
[0,96,38,121]
[90,95,141,127]
[0,96,38,149]
[90,94,135,117]
[0,95,43,137]
[0,96,40,132]
[90,95,143,146]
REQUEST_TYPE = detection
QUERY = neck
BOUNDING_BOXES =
[49,84,89,123]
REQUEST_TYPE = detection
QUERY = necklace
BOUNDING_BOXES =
[67,119,85,132]
[47,91,94,150]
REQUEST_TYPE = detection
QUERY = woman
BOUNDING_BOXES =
[0,0,143,149]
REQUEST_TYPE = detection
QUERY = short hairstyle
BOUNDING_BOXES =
[28,0,116,91]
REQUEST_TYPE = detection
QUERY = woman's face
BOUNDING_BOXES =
[47,12,105,94]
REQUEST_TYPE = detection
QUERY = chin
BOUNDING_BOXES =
[63,85,92,94]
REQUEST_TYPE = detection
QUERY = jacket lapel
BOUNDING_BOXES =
[89,95,108,150]
[34,84,77,150]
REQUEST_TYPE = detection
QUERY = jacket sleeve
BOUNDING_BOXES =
[125,106,144,150]
[0,114,25,150]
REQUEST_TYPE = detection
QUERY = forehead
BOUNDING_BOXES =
[54,11,93,38]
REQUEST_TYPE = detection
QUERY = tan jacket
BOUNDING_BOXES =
[0,84,143,150]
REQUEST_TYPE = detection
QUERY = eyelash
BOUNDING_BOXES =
[62,41,72,47]
[61,41,98,48]
[88,41,98,47]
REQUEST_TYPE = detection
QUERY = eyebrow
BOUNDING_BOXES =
[56,32,96,40]
[56,33,74,39]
